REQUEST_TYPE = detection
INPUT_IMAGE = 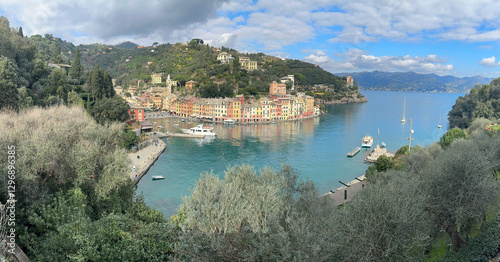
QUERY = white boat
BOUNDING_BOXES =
[224,119,235,125]
[381,142,386,148]
[362,136,373,148]
[152,176,165,180]
[401,98,406,124]
[438,114,442,129]
[182,124,217,136]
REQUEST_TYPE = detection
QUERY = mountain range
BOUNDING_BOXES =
[336,71,493,93]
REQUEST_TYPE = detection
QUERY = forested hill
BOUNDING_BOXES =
[336,71,493,93]
[24,33,355,99]
[448,77,500,128]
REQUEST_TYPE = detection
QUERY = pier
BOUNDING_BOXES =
[347,147,361,157]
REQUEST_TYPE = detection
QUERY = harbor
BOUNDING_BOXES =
[136,91,461,217]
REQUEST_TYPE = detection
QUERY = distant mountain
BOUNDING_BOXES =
[115,41,139,49]
[336,71,493,93]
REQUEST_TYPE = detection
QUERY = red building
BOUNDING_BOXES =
[128,105,146,121]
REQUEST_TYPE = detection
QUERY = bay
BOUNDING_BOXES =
[136,90,463,218]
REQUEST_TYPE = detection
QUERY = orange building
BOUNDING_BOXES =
[128,106,146,121]
[269,81,286,96]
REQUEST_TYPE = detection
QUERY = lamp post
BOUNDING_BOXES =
[407,118,414,153]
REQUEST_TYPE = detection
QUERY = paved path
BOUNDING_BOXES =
[128,139,167,184]
[325,175,367,206]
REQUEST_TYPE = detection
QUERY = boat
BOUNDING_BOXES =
[224,119,235,125]
[401,98,406,124]
[362,136,373,148]
[381,142,386,148]
[152,176,165,180]
[438,114,442,129]
[182,124,217,136]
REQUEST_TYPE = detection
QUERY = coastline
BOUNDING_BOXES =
[128,139,167,184]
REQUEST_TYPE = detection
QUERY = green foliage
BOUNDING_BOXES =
[374,155,393,172]
[119,129,139,149]
[439,127,467,149]
[335,170,431,261]
[178,164,338,261]
[70,47,82,79]
[0,56,20,109]
[90,95,130,124]
[449,78,500,128]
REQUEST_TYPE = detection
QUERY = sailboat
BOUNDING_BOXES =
[401,98,406,124]
[438,114,442,129]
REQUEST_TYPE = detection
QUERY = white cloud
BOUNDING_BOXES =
[479,56,500,67]
[304,49,453,74]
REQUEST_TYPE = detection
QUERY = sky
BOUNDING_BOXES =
[2,0,500,78]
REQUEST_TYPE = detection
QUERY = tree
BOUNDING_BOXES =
[439,127,467,149]
[178,164,339,261]
[70,47,82,79]
[0,56,20,110]
[119,130,139,149]
[334,170,430,261]
[422,139,499,251]
[374,155,393,172]
[90,96,130,124]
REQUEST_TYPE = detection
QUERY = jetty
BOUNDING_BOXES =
[364,145,394,163]
[347,147,361,157]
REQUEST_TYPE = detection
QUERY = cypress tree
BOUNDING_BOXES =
[71,47,82,79]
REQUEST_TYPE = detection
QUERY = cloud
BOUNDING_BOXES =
[1,0,231,44]
[303,49,453,74]
[479,56,500,67]
[3,0,500,60]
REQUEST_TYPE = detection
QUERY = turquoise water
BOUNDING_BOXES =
[136,91,463,218]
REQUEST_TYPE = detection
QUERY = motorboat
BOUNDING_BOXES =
[182,124,217,136]
[362,136,373,148]
[152,176,165,180]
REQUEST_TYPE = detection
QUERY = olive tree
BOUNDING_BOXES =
[422,138,499,251]
[334,170,431,262]
[178,164,340,261]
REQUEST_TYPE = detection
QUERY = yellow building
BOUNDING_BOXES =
[151,73,164,84]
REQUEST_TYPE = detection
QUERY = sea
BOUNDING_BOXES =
[136,90,464,218]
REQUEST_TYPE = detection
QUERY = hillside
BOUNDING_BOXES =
[336,71,493,93]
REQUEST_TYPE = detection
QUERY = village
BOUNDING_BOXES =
[122,70,322,124]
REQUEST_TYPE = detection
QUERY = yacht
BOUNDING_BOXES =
[362,136,373,148]
[182,124,217,136]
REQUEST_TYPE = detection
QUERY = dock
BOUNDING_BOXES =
[347,147,361,157]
